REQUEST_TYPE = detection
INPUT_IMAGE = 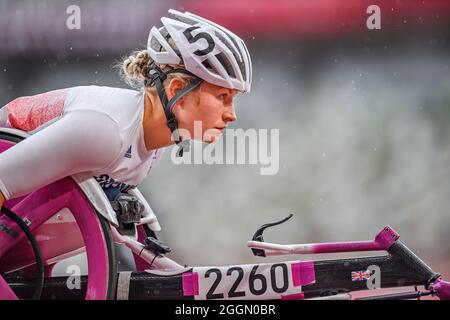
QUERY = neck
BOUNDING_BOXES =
[142,91,175,151]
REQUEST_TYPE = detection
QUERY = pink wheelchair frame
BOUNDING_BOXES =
[1,127,449,300]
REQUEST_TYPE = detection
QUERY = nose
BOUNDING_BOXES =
[223,104,237,123]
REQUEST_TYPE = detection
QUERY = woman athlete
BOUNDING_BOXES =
[0,9,252,213]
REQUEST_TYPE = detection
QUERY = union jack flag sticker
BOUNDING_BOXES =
[351,270,371,281]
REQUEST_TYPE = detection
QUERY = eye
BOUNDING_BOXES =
[218,93,228,101]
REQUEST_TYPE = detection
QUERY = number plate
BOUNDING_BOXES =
[182,261,315,300]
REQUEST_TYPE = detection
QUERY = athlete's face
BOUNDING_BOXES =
[170,80,238,144]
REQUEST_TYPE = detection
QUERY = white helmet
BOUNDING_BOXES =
[147,9,252,93]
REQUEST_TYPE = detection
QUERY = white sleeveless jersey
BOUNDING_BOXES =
[0,86,164,200]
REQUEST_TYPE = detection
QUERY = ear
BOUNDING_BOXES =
[166,77,187,101]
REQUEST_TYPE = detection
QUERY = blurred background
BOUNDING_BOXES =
[1,0,450,281]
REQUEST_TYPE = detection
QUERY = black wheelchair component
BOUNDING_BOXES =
[250,214,294,257]
[144,236,171,255]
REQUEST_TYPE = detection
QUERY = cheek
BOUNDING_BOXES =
[178,93,223,141]
[190,98,222,127]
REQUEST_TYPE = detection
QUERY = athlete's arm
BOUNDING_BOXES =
[0,191,5,209]
[0,110,123,201]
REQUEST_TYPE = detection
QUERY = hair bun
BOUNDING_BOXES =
[122,50,150,82]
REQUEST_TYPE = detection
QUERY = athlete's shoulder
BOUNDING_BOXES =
[3,87,71,131]
[68,85,141,101]
[65,85,144,128]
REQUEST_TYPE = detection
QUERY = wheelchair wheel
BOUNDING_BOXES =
[0,132,117,300]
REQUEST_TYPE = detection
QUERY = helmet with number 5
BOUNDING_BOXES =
[145,9,252,156]
[147,9,252,93]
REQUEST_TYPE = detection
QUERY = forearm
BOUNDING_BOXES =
[0,111,122,200]
[0,191,5,208]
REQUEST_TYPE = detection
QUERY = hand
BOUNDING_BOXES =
[110,193,144,224]
[0,191,5,209]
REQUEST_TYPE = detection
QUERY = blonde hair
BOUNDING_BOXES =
[118,49,196,93]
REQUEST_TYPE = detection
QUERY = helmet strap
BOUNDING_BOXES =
[147,66,203,157]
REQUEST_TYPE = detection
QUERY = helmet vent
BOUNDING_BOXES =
[215,52,236,78]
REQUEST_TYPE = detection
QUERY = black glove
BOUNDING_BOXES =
[110,193,144,224]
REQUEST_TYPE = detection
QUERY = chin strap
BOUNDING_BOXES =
[146,65,203,157]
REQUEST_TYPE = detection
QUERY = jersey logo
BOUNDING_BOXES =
[124,146,132,158]
[94,174,136,193]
